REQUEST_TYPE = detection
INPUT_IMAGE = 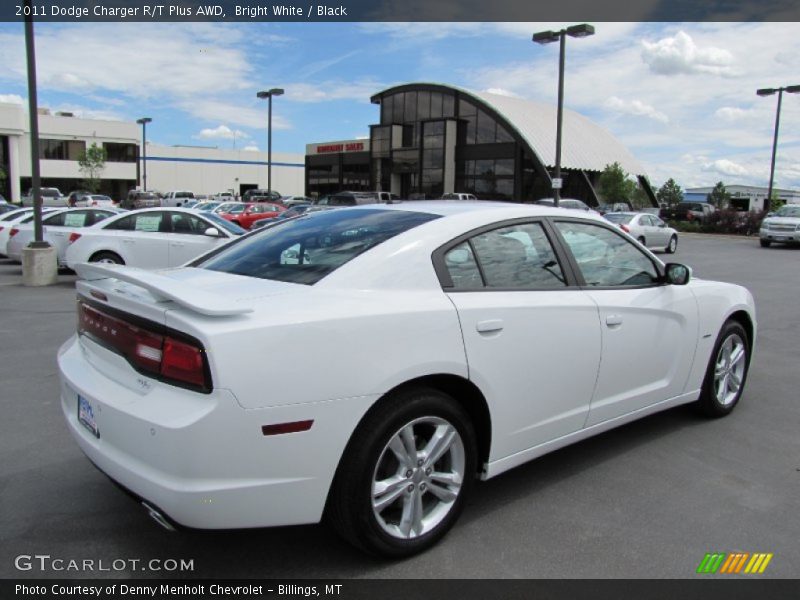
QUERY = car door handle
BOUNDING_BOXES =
[171,242,185,247]
[122,239,135,244]
[606,315,623,327]
[476,319,504,333]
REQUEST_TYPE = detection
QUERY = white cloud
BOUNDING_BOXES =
[283,80,388,103]
[604,96,669,123]
[702,159,749,177]
[242,145,260,151]
[0,94,23,104]
[715,107,750,121]
[641,31,735,76]
[485,88,521,98]
[196,124,249,140]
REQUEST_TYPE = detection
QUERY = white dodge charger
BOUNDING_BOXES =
[58,201,756,557]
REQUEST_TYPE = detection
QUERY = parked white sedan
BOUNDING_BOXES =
[0,207,60,257]
[604,211,679,253]
[58,202,755,557]
[64,208,245,269]
[6,207,122,266]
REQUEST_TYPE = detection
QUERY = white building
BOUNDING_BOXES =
[684,184,800,212]
[0,101,305,202]
[145,144,305,199]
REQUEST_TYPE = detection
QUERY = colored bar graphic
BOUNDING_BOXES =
[697,553,726,574]
[744,553,774,574]
[698,552,773,574]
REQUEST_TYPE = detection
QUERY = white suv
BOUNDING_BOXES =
[759,204,800,247]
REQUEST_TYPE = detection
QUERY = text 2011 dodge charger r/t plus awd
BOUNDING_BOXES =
[58,202,756,557]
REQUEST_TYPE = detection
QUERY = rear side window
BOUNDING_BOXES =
[442,222,566,290]
[199,209,440,285]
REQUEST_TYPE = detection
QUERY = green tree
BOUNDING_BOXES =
[656,178,683,206]
[0,165,7,201]
[706,181,730,209]
[598,162,632,204]
[78,143,107,193]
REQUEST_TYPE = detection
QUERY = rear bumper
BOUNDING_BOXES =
[58,335,374,530]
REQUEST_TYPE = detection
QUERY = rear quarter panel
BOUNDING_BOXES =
[165,288,468,410]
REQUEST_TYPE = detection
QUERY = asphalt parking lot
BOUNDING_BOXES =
[1,234,798,579]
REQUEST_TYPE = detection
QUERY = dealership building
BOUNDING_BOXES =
[684,185,800,212]
[306,83,655,205]
[0,101,305,202]
[2,82,653,205]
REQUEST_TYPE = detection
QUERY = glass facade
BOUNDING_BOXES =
[103,142,137,163]
[0,136,9,200]
[39,139,86,161]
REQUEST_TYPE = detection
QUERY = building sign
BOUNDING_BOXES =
[307,140,369,155]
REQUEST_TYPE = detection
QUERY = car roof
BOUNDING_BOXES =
[343,200,607,221]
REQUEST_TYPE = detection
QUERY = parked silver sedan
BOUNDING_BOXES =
[604,212,679,253]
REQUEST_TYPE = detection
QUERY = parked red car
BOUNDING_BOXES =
[216,202,286,229]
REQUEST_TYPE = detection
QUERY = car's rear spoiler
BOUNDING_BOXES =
[73,263,253,317]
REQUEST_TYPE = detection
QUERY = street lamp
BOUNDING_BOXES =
[257,88,284,197]
[533,24,595,206]
[24,0,46,247]
[136,117,152,191]
[756,84,800,212]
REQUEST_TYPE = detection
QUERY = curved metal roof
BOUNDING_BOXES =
[372,83,646,177]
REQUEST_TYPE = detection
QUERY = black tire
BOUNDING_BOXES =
[694,320,750,418]
[759,239,771,248]
[665,235,678,254]
[327,387,477,557]
[89,251,124,265]
[637,236,646,246]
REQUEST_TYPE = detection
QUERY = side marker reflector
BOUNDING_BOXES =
[261,420,314,436]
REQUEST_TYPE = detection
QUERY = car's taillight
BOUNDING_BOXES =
[78,301,210,392]
[9,228,19,238]
[620,224,630,233]
[68,232,82,244]
[161,337,206,387]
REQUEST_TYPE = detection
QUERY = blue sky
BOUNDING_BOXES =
[0,21,798,190]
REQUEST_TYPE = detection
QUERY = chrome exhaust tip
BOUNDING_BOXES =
[142,501,177,532]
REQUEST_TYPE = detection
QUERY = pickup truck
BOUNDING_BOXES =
[661,202,715,222]
[162,191,196,207]
[21,187,67,207]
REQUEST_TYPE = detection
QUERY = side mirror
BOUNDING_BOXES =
[659,222,666,228]
[664,263,691,286]
[203,227,221,237]
[766,212,774,218]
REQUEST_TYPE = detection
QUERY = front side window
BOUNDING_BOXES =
[442,222,566,290]
[555,221,660,287]
[170,212,209,235]
[199,209,440,285]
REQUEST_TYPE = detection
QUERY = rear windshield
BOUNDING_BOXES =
[198,208,440,285]
[604,213,634,224]
[135,193,158,200]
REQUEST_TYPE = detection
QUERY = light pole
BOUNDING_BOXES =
[24,0,46,247]
[756,85,800,212]
[257,88,284,197]
[533,24,595,206]
[136,117,152,191]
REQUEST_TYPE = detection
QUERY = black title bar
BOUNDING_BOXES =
[3,0,800,22]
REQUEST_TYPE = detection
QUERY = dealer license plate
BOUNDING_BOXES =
[78,395,100,438]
